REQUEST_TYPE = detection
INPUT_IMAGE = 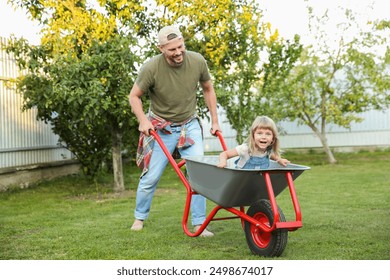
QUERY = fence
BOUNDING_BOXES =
[0,37,74,170]
[201,107,390,153]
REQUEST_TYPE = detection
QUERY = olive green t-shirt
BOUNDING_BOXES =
[135,51,211,122]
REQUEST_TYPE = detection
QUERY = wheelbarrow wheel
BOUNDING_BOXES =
[244,199,288,257]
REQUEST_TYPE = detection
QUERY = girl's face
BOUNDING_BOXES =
[253,127,274,152]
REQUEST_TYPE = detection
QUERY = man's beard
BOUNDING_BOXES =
[169,51,185,67]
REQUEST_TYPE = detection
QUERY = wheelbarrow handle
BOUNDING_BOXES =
[212,130,228,151]
[148,129,171,159]
[148,128,157,137]
[148,128,190,185]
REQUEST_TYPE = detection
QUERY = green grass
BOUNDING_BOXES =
[0,150,389,260]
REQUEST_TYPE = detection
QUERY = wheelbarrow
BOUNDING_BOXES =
[149,129,310,257]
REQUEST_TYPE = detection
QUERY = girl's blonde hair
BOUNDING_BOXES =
[248,116,281,158]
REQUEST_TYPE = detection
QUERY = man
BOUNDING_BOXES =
[128,25,221,237]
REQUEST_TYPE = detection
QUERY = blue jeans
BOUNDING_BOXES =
[134,118,206,226]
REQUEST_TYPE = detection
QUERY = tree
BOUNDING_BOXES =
[260,6,390,163]
[220,35,303,144]
[5,0,151,191]
[153,0,303,143]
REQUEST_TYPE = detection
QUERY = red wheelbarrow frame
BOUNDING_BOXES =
[149,129,303,237]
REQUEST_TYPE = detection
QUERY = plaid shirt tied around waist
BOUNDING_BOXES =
[136,111,198,177]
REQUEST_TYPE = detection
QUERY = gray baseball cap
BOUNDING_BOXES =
[157,25,183,45]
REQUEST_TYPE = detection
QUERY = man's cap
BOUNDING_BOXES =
[157,26,183,45]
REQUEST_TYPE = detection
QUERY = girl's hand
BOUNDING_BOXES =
[217,151,229,168]
[277,158,290,167]
[217,160,227,168]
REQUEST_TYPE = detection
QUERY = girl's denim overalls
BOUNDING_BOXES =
[235,155,270,170]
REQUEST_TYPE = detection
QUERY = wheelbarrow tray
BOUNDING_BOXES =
[184,155,310,208]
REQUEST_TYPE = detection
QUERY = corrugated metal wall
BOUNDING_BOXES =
[202,107,390,152]
[0,37,73,168]
[277,109,390,149]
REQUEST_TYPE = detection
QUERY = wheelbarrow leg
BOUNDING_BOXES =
[182,191,224,237]
[263,172,281,226]
[263,171,302,230]
[285,172,302,227]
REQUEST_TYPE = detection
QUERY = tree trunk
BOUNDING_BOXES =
[112,128,125,192]
[307,120,337,164]
[318,132,337,164]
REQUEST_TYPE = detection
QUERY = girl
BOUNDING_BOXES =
[217,116,290,169]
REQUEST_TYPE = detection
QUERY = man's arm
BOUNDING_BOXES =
[129,83,154,136]
[200,79,221,135]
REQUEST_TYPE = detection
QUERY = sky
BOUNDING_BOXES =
[0,0,389,46]
[1,0,41,45]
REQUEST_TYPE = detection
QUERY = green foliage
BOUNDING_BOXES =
[48,36,140,175]
[5,35,140,176]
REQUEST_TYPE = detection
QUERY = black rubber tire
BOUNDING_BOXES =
[244,199,288,257]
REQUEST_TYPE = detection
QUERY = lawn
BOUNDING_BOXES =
[0,150,389,260]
